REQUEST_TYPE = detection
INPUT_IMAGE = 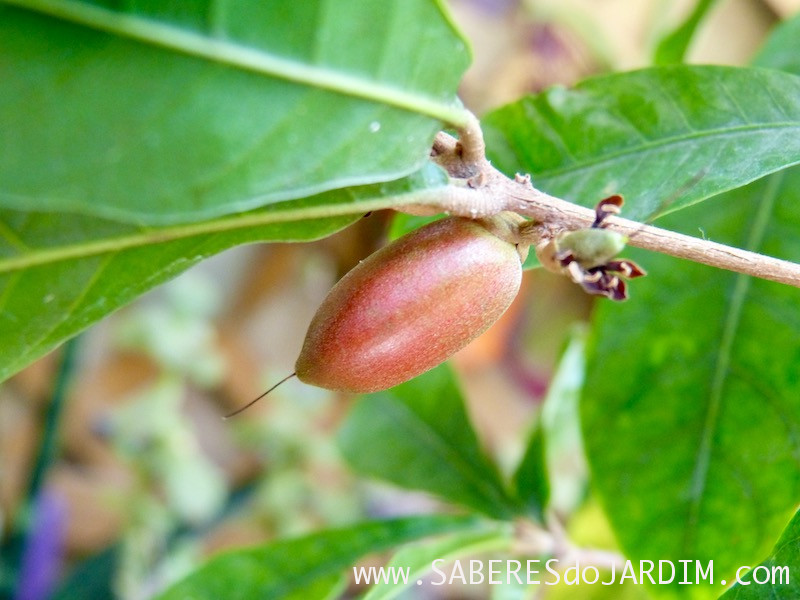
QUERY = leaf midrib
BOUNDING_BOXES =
[211,517,475,598]
[683,171,784,555]
[377,397,517,518]
[0,189,447,274]
[535,122,800,180]
[364,531,511,600]
[1,0,469,126]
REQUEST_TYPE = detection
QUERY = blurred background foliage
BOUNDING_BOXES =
[1,0,799,599]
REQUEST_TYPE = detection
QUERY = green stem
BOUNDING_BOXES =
[25,338,79,501]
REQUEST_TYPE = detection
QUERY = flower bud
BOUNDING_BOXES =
[554,228,627,269]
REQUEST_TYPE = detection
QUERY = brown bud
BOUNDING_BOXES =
[295,216,524,393]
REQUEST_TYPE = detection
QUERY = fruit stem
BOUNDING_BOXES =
[224,372,297,419]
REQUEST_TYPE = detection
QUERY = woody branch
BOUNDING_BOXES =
[405,121,800,290]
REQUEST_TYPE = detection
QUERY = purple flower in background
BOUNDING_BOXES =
[14,488,68,600]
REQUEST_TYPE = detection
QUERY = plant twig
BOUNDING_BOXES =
[25,338,78,500]
[453,111,486,167]
[511,182,800,288]
[409,131,800,289]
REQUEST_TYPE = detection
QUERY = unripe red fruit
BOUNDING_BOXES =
[295,216,525,393]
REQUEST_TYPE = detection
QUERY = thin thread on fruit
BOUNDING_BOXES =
[224,372,297,418]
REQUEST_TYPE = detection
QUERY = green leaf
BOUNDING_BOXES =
[752,11,800,76]
[362,525,512,600]
[511,422,548,522]
[482,65,800,221]
[156,515,483,600]
[714,31,800,600]
[581,166,800,597]
[653,0,719,65]
[0,166,449,383]
[387,212,442,241]
[337,364,520,520]
[0,0,469,224]
[513,328,588,521]
[719,509,797,598]
[545,574,651,600]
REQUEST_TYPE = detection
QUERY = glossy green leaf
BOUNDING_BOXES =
[0,166,449,383]
[514,328,588,521]
[156,515,482,600]
[363,525,512,600]
[482,65,800,221]
[581,18,800,598]
[337,364,520,520]
[752,11,800,76]
[719,509,798,598]
[653,0,719,65]
[581,166,800,597]
[0,0,469,224]
[712,17,800,600]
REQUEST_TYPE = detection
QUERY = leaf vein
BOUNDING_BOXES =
[537,122,800,181]
[0,218,30,253]
[25,251,117,356]
[379,398,515,517]
[682,171,782,555]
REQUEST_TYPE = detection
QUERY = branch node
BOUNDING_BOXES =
[416,125,800,290]
[514,173,532,186]
[467,171,487,189]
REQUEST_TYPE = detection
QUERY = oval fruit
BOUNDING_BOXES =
[295,216,524,393]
